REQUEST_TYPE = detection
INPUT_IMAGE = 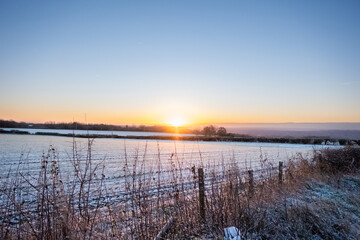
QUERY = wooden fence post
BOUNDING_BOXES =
[279,161,283,184]
[198,167,205,222]
[248,170,254,197]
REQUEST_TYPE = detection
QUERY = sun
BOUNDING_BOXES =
[168,117,186,127]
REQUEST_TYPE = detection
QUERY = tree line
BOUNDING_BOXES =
[0,120,184,133]
[0,120,228,136]
[194,125,228,136]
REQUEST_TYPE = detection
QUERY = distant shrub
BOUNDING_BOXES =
[314,147,360,173]
[202,125,217,136]
[217,127,227,136]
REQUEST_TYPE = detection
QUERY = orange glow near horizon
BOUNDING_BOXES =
[2,111,360,127]
[1,105,360,127]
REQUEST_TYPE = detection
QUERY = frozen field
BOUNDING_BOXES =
[0,133,339,180]
[0,133,342,219]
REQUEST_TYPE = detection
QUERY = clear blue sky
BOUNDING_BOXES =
[1,0,359,125]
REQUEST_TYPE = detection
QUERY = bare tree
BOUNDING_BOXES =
[217,127,227,136]
[202,125,217,136]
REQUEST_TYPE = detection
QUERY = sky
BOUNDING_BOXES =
[1,0,360,126]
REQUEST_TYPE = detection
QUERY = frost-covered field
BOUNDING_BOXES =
[0,133,337,180]
[0,134,339,205]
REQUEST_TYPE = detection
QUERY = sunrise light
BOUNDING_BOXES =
[168,117,186,127]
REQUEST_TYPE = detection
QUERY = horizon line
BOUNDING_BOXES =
[2,119,360,126]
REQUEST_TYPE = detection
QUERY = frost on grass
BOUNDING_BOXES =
[241,175,360,240]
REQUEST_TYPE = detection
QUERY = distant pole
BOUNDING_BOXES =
[279,161,283,184]
[248,170,254,197]
[198,168,205,222]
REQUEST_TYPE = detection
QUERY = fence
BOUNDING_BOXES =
[0,151,287,239]
[196,161,284,223]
